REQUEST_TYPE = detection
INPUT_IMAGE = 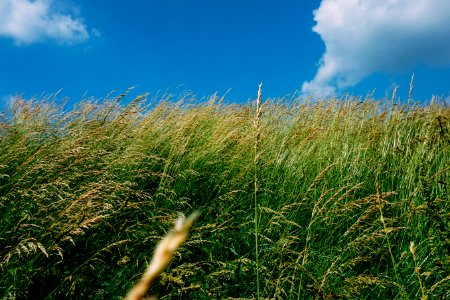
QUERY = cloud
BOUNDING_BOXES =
[0,0,89,45]
[302,0,450,97]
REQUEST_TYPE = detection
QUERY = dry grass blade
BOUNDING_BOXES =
[306,163,337,194]
[410,241,427,300]
[125,211,200,300]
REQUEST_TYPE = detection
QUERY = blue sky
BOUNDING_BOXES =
[1,0,450,108]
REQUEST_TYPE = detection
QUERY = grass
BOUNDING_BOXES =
[254,83,263,300]
[125,211,199,300]
[0,90,449,299]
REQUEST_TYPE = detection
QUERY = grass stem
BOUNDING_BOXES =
[254,83,263,300]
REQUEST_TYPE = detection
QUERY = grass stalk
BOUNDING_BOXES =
[253,83,263,300]
[125,211,199,300]
[410,241,427,300]
[376,183,407,298]
[408,73,414,105]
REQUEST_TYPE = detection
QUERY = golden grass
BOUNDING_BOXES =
[125,211,200,300]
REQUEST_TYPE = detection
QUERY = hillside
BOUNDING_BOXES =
[1,93,449,299]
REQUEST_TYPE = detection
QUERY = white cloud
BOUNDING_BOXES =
[0,0,89,45]
[302,0,450,97]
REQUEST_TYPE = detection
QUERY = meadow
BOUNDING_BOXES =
[0,90,449,299]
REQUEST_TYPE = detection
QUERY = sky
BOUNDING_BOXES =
[1,0,450,109]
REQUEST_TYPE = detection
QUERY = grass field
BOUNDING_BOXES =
[0,91,449,299]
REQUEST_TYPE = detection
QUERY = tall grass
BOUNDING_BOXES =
[0,91,449,299]
[254,83,263,300]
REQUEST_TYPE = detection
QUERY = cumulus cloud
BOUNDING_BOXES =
[302,0,450,97]
[0,0,89,45]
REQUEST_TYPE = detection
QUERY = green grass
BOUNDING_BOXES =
[0,92,449,299]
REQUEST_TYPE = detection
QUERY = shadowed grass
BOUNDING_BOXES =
[0,91,449,299]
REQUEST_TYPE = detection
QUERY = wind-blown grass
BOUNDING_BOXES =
[0,92,449,299]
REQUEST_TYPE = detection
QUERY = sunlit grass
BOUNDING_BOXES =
[0,91,449,299]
